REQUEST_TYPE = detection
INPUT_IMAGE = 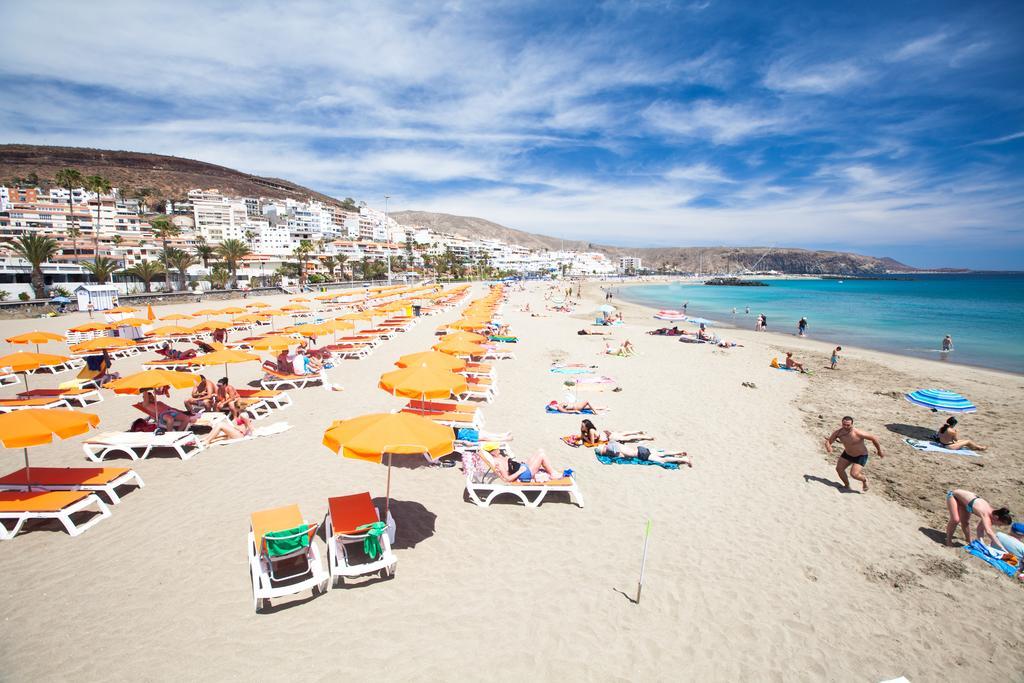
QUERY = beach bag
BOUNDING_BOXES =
[769,357,780,368]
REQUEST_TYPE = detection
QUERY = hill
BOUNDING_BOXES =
[392,210,917,274]
[0,144,346,208]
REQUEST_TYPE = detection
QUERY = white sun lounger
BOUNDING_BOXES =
[463,449,584,509]
[16,387,103,407]
[0,397,71,412]
[82,431,204,462]
[0,490,112,540]
[0,367,19,386]
[325,492,397,588]
[249,504,328,612]
[26,358,83,375]
[260,370,327,391]
[0,467,144,505]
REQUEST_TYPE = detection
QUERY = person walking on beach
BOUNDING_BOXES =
[942,335,953,352]
[798,317,807,336]
[754,314,763,332]
[830,346,842,370]
[761,314,767,331]
[824,416,884,492]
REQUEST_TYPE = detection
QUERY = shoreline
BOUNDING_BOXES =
[609,277,1023,378]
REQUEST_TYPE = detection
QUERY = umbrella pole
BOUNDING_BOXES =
[385,450,391,520]
[23,371,30,391]
[23,447,32,492]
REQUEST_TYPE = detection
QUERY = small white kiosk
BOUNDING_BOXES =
[75,284,120,312]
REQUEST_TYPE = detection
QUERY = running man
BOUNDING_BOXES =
[824,416,884,491]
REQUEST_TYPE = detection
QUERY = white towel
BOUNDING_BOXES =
[904,438,978,457]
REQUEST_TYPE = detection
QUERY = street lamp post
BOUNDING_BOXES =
[384,194,392,285]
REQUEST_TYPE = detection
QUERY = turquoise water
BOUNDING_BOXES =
[619,273,1024,374]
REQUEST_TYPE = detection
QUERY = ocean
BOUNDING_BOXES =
[617,273,1024,374]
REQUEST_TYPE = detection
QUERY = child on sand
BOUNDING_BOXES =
[830,346,842,370]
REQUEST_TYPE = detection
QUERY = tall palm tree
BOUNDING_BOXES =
[216,239,251,289]
[292,239,313,287]
[10,233,58,298]
[54,168,83,242]
[66,226,81,263]
[84,174,111,255]
[149,214,180,291]
[123,260,164,293]
[336,253,348,280]
[82,257,120,285]
[164,248,198,291]
[194,237,215,269]
[319,256,337,280]
[111,234,124,267]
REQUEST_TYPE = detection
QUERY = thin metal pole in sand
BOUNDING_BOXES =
[636,519,652,604]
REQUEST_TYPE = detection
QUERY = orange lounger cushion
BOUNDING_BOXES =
[251,504,304,552]
[236,389,281,398]
[0,490,95,513]
[0,398,63,407]
[0,467,130,487]
[327,493,378,535]
[17,389,92,398]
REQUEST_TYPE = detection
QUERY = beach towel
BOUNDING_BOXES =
[209,422,293,447]
[572,375,616,385]
[489,336,518,343]
[964,540,1019,578]
[561,435,602,448]
[550,367,592,375]
[263,524,311,557]
[594,451,679,470]
[903,438,978,457]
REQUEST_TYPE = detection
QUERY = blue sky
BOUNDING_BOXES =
[1,0,1022,269]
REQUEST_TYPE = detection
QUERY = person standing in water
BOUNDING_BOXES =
[942,335,953,351]
[732,307,737,316]
[798,317,807,336]
[745,306,750,315]
[824,416,884,492]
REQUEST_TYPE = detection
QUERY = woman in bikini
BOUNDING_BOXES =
[936,417,987,451]
[944,489,1013,549]
[596,441,692,467]
[487,446,562,483]
[580,419,650,445]
[202,412,254,446]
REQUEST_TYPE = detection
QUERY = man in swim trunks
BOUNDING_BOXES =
[823,416,884,491]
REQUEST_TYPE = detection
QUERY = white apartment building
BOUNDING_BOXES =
[0,186,8,211]
[190,189,249,243]
[618,256,642,272]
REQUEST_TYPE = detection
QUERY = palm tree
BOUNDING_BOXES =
[10,233,58,298]
[336,254,349,280]
[123,260,164,293]
[81,257,120,285]
[216,239,251,288]
[111,234,124,266]
[84,174,111,255]
[320,256,338,280]
[148,215,180,291]
[207,264,230,290]
[164,248,198,291]
[292,239,313,287]
[194,237,215,269]
[54,168,83,242]
[66,226,81,263]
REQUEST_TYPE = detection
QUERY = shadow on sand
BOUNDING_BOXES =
[803,474,860,494]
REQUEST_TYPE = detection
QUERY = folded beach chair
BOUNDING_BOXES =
[83,430,204,462]
[0,397,71,412]
[0,467,144,504]
[462,449,583,509]
[0,367,19,386]
[325,492,397,587]
[260,367,327,390]
[248,504,328,612]
[0,490,112,540]
[16,387,103,407]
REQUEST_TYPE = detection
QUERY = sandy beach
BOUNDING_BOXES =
[1,282,1022,681]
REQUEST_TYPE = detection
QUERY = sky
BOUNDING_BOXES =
[1,0,1022,269]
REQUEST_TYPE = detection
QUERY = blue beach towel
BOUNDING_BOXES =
[546,405,595,414]
[594,450,679,470]
[550,367,592,375]
[903,438,978,457]
[964,541,1019,578]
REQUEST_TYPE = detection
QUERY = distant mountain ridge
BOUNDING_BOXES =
[1,144,917,274]
[392,210,918,274]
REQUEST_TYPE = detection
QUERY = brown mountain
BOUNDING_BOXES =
[392,210,917,274]
[0,144,347,208]
[2,144,917,274]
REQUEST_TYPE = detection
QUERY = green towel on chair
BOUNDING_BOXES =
[263,524,310,557]
[356,521,387,559]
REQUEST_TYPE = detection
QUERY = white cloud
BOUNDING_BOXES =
[889,32,949,61]
[643,100,785,144]
[763,60,870,94]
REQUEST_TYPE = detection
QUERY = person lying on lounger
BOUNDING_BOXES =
[484,444,563,483]
[580,419,650,444]
[595,440,692,467]
[202,413,253,446]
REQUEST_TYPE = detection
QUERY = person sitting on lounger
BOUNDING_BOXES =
[142,389,195,432]
[202,412,253,446]
[215,377,242,419]
[185,374,217,413]
[580,419,650,444]
[596,440,692,467]
[485,444,562,483]
[935,417,988,451]
[784,352,806,373]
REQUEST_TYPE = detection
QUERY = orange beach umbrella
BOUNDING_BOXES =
[188,349,259,380]
[438,330,487,344]
[107,306,137,314]
[433,340,487,357]
[69,337,137,354]
[378,365,468,400]
[0,409,100,489]
[6,331,65,353]
[105,369,200,394]
[249,335,301,351]
[394,351,466,372]
[110,317,150,328]
[68,322,110,333]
